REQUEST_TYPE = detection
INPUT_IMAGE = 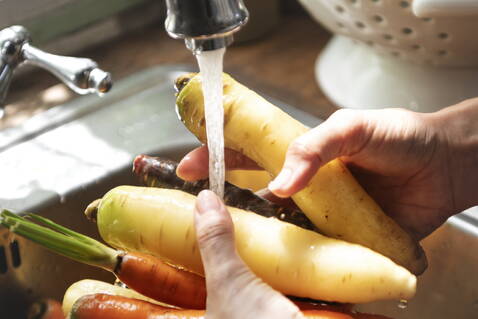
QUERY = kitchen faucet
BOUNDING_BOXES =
[0,25,112,118]
[165,0,249,54]
[0,1,247,118]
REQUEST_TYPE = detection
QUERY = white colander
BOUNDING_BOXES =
[298,0,478,112]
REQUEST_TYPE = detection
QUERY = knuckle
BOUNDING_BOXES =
[329,108,358,121]
[196,217,233,248]
[288,138,316,161]
[209,261,250,289]
[325,109,370,156]
[329,108,366,132]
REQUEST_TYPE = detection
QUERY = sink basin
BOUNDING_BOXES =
[0,65,477,319]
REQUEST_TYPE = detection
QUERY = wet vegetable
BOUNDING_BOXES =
[88,186,417,303]
[174,72,427,275]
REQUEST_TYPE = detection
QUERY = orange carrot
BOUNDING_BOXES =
[70,294,203,319]
[1,211,205,309]
[28,299,65,319]
[117,251,206,309]
[303,310,355,319]
[303,310,392,319]
[70,294,391,319]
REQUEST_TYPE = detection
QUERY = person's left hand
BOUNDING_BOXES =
[194,190,303,319]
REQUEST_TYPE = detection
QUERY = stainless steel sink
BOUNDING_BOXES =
[0,65,477,319]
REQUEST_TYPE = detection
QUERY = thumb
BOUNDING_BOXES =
[194,190,302,319]
[194,190,240,274]
[194,190,258,314]
[269,109,370,198]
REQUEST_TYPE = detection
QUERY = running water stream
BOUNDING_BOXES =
[195,48,226,198]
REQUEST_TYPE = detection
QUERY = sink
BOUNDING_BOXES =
[0,65,477,319]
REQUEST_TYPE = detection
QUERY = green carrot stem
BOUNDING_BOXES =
[0,209,117,271]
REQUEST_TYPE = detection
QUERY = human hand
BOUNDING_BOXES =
[180,100,478,239]
[194,190,302,319]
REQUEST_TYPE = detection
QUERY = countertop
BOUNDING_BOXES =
[1,15,337,130]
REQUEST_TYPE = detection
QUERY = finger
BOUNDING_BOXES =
[194,190,303,319]
[269,109,370,198]
[194,190,247,284]
[177,146,262,181]
[177,146,210,181]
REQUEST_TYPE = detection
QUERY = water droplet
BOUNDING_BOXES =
[59,196,66,204]
[398,299,408,309]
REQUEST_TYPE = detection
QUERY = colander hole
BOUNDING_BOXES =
[422,17,433,22]
[399,1,410,8]
[402,27,413,35]
[383,34,393,41]
[411,44,421,50]
[349,0,358,4]
[371,0,381,3]
[335,5,345,13]
[0,246,7,274]
[337,22,345,28]
[365,40,374,46]
[355,21,366,29]
[438,32,449,39]
[437,50,448,56]
[373,15,384,23]
[391,51,400,57]
[10,240,21,268]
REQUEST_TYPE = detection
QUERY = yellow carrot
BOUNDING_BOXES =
[174,73,427,275]
[89,186,416,304]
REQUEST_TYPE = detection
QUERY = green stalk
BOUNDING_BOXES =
[0,209,118,271]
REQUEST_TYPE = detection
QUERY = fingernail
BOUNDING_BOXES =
[268,168,292,192]
[196,190,221,215]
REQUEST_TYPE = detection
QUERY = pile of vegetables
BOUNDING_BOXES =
[0,73,428,318]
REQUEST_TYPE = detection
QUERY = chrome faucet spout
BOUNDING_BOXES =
[164,0,249,54]
[0,25,112,117]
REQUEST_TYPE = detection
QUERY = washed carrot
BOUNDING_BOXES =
[28,299,65,319]
[70,294,203,319]
[118,251,206,309]
[295,301,390,318]
[175,72,427,275]
[303,310,391,319]
[132,155,316,231]
[91,186,416,303]
[1,210,356,311]
[0,210,206,309]
[70,294,391,319]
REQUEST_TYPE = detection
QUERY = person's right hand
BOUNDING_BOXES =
[178,99,478,240]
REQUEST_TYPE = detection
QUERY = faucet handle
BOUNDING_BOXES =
[21,44,112,95]
[0,25,112,118]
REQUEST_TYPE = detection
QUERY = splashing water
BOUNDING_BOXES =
[196,48,226,198]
